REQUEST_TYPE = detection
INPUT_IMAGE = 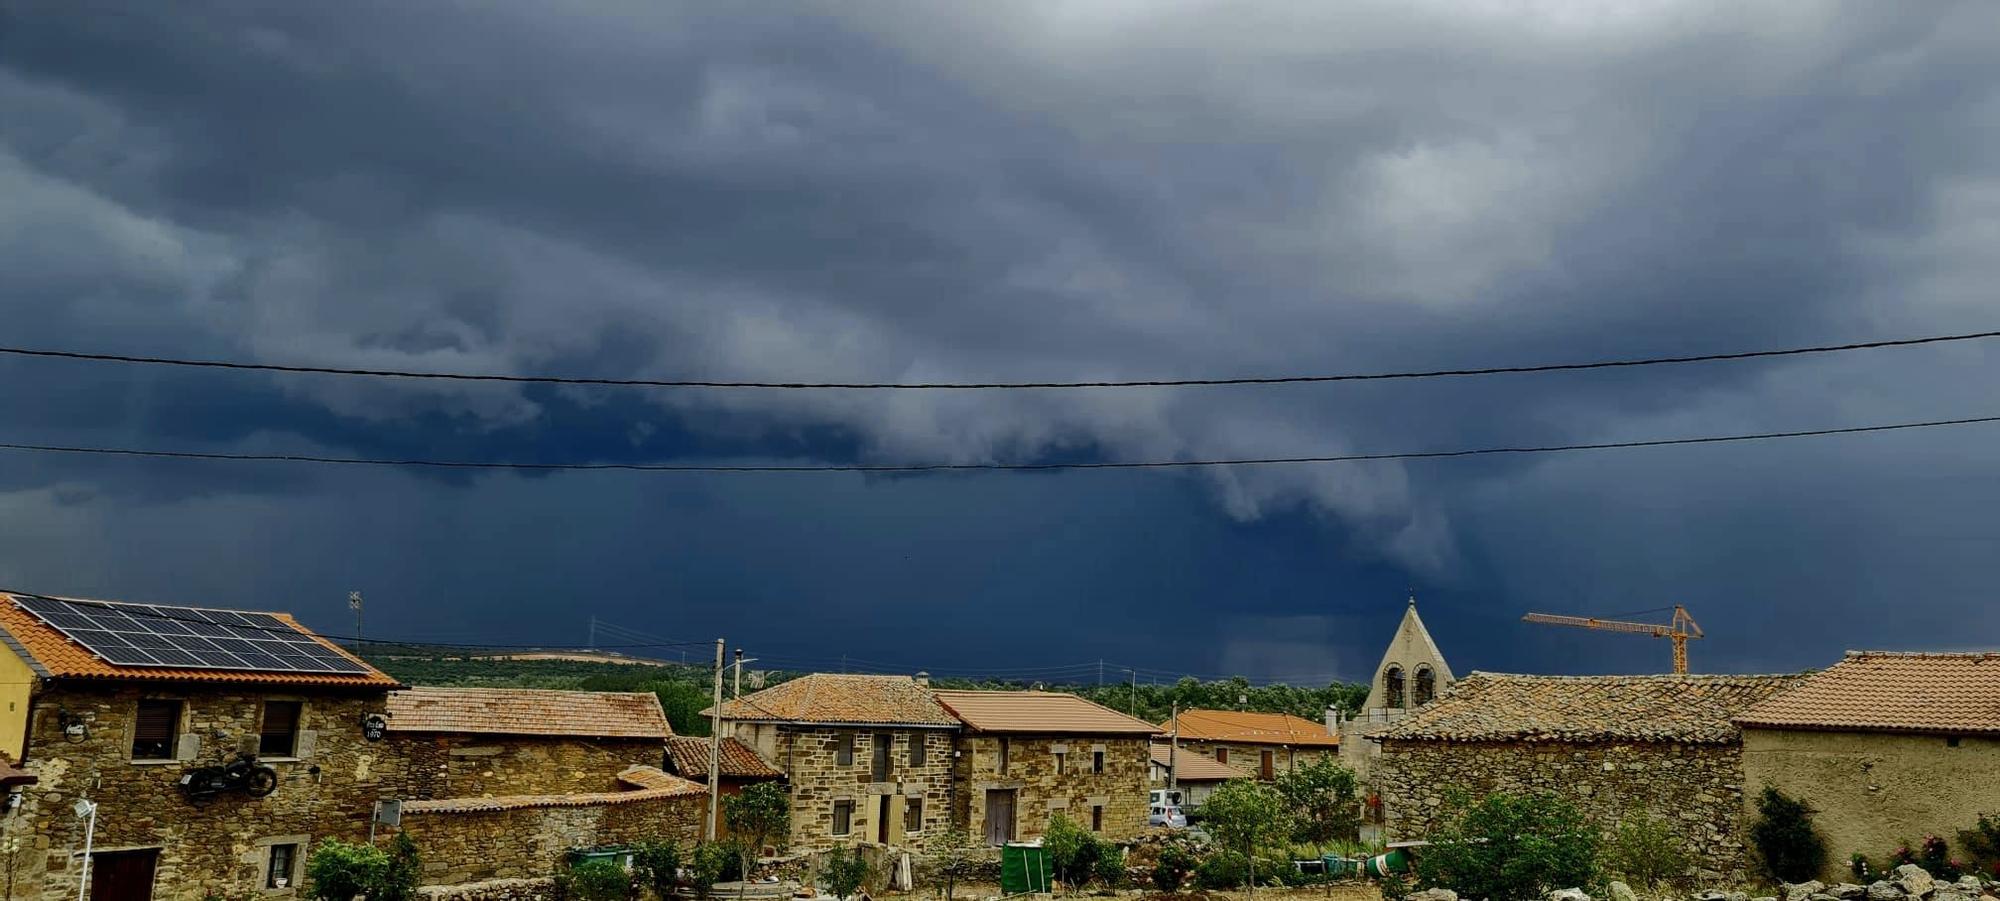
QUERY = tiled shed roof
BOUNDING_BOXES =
[710,674,959,727]
[403,766,705,814]
[1374,671,1803,744]
[0,592,401,689]
[1735,651,2000,736]
[386,686,672,739]
[934,690,1161,735]
[1163,709,1341,748]
[665,736,784,780]
[1150,743,1251,782]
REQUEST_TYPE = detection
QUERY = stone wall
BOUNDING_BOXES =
[1377,738,1755,883]
[955,735,1150,844]
[391,791,705,885]
[386,733,666,800]
[1741,728,2000,879]
[734,724,956,851]
[1176,741,1335,779]
[6,683,400,901]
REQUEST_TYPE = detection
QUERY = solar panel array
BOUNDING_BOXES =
[13,595,373,675]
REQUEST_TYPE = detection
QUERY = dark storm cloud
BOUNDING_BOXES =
[2,1,1998,674]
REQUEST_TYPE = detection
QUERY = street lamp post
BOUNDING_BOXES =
[73,798,97,901]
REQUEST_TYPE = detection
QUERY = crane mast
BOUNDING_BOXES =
[1521,605,1704,674]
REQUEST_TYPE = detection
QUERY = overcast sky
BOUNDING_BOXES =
[3,2,1998,683]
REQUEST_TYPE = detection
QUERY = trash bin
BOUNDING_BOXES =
[999,843,1052,895]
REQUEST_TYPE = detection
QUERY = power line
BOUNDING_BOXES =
[0,328,1993,389]
[3,412,1997,473]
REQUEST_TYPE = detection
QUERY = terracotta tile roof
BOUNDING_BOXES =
[665,736,784,780]
[386,686,671,739]
[1734,651,2000,736]
[934,690,1161,735]
[404,767,705,814]
[1375,671,1804,744]
[711,674,959,727]
[1149,743,1251,782]
[0,592,400,689]
[1162,710,1341,748]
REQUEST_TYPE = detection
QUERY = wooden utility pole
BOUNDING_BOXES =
[1167,702,1179,795]
[733,648,744,699]
[708,638,724,840]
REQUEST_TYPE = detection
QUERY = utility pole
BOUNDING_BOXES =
[348,591,363,649]
[733,648,744,699]
[1168,701,1179,795]
[1128,669,1138,716]
[708,638,724,841]
[587,616,597,650]
[1097,659,1104,688]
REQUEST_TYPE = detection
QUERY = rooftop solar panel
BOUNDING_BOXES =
[12,595,373,675]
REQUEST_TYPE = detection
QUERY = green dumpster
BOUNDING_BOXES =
[1363,848,1411,876]
[1000,843,1052,895]
[1322,855,1365,877]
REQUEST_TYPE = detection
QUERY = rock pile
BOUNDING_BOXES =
[1458,865,2000,901]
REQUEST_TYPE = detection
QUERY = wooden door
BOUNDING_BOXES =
[876,794,892,844]
[984,789,1015,846]
[1259,749,1274,780]
[90,849,158,901]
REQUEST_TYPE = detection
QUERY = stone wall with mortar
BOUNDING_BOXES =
[386,733,667,800]
[733,723,957,852]
[1741,728,2000,879]
[5,683,400,901]
[1175,741,1335,780]
[390,792,704,885]
[1377,738,1755,883]
[954,735,1150,844]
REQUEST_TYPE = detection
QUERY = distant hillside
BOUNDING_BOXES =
[363,652,1367,736]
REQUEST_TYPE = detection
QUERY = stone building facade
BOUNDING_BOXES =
[389,771,706,884]
[715,674,961,852]
[938,687,1159,844]
[1373,672,1801,884]
[384,687,674,799]
[1734,652,2000,879]
[0,593,408,901]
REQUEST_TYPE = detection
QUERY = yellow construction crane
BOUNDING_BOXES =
[1520,605,1705,674]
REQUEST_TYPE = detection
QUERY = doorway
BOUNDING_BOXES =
[89,849,159,901]
[984,789,1016,846]
[877,794,892,844]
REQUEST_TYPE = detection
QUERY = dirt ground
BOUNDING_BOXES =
[883,883,1384,901]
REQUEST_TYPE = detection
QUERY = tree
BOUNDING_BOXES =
[1749,787,1827,884]
[1413,792,1599,901]
[304,840,390,901]
[374,833,422,901]
[822,844,871,901]
[1605,811,1690,893]
[1273,755,1361,847]
[1200,780,1293,896]
[923,827,982,901]
[727,782,793,900]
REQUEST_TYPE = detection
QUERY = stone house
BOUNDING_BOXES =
[1734,651,2000,879]
[932,690,1158,845]
[1148,741,1249,810]
[1162,709,1341,780]
[383,686,675,798]
[663,735,785,846]
[712,674,959,851]
[1373,671,1802,884]
[0,591,407,901]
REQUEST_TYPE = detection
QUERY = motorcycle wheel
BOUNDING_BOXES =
[244,766,279,798]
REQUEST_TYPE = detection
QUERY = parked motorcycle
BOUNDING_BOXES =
[178,753,279,801]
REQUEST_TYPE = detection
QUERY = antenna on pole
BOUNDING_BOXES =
[347,591,363,648]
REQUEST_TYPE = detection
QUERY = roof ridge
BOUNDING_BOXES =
[1464,670,1801,681]
[1843,650,2000,659]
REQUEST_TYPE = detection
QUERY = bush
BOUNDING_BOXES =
[305,839,391,901]
[568,859,635,901]
[822,845,871,901]
[1960,814,2000,879]
[376,833,421,901]
[1151,844,1195,892]
[1093,845,1127,890]
[1274,755,1362,847]
[633,842,682,899]
[1605,811,1690,892]
[1413,792,1600,901]
[1046,814,1104,890]
[689,842,733,900]
[1195,851,1250,890]
[1750,788,1827,883]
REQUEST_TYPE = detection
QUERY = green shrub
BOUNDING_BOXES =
[568,859,633,901]
[1045,814,1104,889]
[1413,792,1600,901]
[1605,811,1689,892]
[1274,756,1362,846]
[305,839,391,901]
[1195,851,1250,889]
[689,843,733,900]
[1960,814,2000,879]
[1151,844,1195,892]
[633,842,682,899]
[1749,788,1827,883]
[1092,845,1127,890]
[822,845,871,901]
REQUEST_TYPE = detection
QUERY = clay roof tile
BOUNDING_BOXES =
[1734,651,2000,736]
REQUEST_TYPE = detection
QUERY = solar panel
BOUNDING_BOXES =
[12,596,373,675]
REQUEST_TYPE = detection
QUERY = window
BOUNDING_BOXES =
[905,797,924,836]
[832,800,854,836]
[871,732,892,781]
[1091,750,1105,774]
[1214,747,1228,765]
[909,733,927,767]
[260,700,303,757]
[996,737,1009,775]
[1091,805,1103,832]
[834,732,855,767]
[266,843,300,889]
[1413,665,1437,707]
[1948,736,1962,748]
[1055,751,1066,775]
[1384,665,1406,709]
[132,699,181,760]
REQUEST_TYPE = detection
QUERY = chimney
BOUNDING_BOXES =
[914,671,930,687]
[1325,705,1340,735]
